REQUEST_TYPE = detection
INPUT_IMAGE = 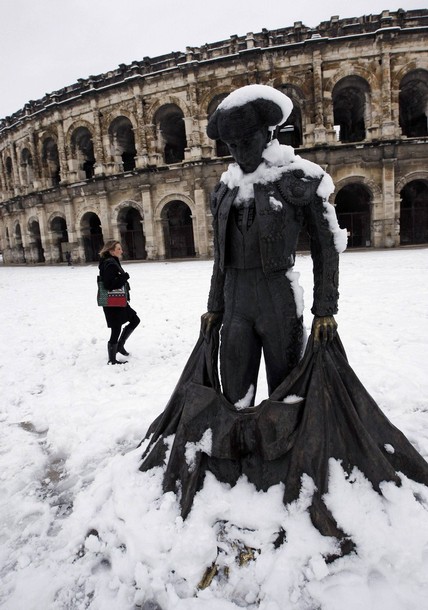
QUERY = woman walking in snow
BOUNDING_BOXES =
[98,240,140,364]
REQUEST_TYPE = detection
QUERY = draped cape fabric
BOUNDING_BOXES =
[139,332,428,550]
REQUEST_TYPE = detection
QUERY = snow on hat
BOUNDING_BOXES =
[207,84,293,140]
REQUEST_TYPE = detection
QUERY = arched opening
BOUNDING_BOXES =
[118,206,147,260]
[276,105,303,148]
[207,94,230,157]
[51,216,69,262]
[400,180,428,245]
[275,85,303,148]
[28,220,45,263]
[335,184,371,248]
[161,201,196,259]
[399,70,428,137]
[155,104,187,164]
[81,212,104,262]
[14,223,25,262]
[71,126,96,179]
[332,76,369,143]
[5,156,13,189]
[21,148,34,187]
[109,116,136,171]
[42,137,61,185]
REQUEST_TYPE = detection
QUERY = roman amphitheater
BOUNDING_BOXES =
[0,8,427,264]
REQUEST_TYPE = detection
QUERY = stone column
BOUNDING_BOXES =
[379,49,398,139]
[92,103,106,176]
[312,49,328,145]
[36,202,52,264]
[133,91,149,169]
[184,81,202,161]
[98,191,112,240]
[140,184,156,259]
[381,155,398,246]
[193,183,209,256]
[56,119,68,184]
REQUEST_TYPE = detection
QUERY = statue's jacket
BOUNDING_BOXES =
[207,167,340,317]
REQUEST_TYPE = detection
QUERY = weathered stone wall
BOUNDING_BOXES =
[0,9,427,263]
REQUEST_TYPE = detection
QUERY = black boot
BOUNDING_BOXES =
[117,325,135,356]
[107,342,127,365]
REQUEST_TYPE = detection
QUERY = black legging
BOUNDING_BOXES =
[109,313,140,344]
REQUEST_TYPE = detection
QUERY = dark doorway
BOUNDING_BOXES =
[28,220,45,262]
[118,207,147,260]
[335,184,371,248]
[400,180,428,245]
[51,216,69,262]
[81,212,104,261]
[399,70,428,138]
[162,201,196,259]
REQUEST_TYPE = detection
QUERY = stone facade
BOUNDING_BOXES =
[0,9,427,264]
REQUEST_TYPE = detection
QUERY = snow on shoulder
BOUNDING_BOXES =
[218,84,293,127]
[221,138,347,253]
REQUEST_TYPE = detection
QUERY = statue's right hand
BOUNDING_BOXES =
[200,311,223,341]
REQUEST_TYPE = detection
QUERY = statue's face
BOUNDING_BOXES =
[222,127,269,174]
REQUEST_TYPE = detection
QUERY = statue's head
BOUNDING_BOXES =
[207,85,293,173]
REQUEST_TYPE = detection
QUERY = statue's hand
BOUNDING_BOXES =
[312,315,337,348]
[201,311,223,341]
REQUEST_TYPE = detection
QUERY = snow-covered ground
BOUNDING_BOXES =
[1,247,428,610]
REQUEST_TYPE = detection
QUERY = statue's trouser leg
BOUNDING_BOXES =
[220,268,303,404]
[258,271,303,394]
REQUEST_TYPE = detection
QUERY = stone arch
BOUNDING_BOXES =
[12,220,26,262]
[107,115,137,171]
[399,69,428,137]
[332,76,371,143]
[158,196,196,259]
[4,155,13,189]
[147,95,190,124]
[398,177,428,245]
[20,147,34,187]
[41,135,61,185]
[68,122,96,179]
[27,217,45,263]
[80,211,104,262]
[206,92,231,157]
[153,103,187,164]
[274,83,306,148]
[49,213,69,263]
[334,181,372,248]
[116,200,147,260]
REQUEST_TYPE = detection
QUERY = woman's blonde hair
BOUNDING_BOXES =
[99,239,120,258]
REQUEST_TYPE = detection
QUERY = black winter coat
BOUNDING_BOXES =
[98,254,136,328]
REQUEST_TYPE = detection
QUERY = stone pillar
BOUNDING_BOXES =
[56,120,68,184]
[381,156,398,247]
[11,143,21,196]
[92,103,106,176]
[133,91,149,169]
[62,196,80,261]
[98,191,112,240]
[31,131,43,190]
[36,203,51,264]
[379,50,398,139]
[312,50,328,145]
[140,184,156,259]
[193,183,209,256]
[184,82,202,161]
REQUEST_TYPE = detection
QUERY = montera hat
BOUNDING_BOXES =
[207,84,293,141]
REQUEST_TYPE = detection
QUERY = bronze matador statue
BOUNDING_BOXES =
[139,86,428,548]
[201,84,345,406]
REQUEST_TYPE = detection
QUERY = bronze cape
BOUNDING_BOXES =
[139,331,428,555]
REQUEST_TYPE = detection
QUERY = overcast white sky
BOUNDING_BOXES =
[0,0,424,120]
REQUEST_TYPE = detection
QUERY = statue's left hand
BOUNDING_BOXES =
[312,315,337,347]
